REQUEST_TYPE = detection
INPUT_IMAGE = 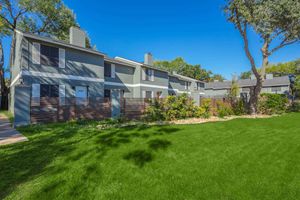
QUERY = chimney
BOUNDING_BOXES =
[144,53,153,66]
[69,26,86,48]
[266,74,273,80]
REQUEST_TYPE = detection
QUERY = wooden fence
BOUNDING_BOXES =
[30,97,111,123]
[30,97,151,123]
[121,98,150,119]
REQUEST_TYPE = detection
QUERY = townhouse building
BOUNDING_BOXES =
[205,74,291,99]
[9,27,205,126]
[9,27,291,126]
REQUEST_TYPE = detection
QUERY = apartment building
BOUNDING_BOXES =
[9,27,205,126]
[205,74,291,99]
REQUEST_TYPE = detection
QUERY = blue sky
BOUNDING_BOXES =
[2,0,300,79]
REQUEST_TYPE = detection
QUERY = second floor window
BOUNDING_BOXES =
[40,45,59,67]
[104,63,111,77]
[142,68,154,81]
[185,82,191,90]
[197,82,204,90]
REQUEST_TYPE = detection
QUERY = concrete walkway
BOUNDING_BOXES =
[0,114,28,146]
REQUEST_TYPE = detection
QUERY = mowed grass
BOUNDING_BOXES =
[1,113,300,200]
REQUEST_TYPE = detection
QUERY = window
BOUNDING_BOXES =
[104,63,111,77]
[272,87,281,92]
[185,82,191,90]
[197,82,204,90]
[40,84,59,97]
[144,91,153,99]
[40,45,59,67]
[75,86,88,105]
[104,89,111,99]
[143,68,154,81]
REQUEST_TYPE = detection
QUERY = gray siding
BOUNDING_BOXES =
[104,62,135,84]
[141,68,169,87]
[26,39,104,79]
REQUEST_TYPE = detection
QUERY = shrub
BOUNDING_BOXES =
[144,94,209,121]
[231,99,247,115]
[258,93,288,114]
[199,99,212,118]
[144,99,165,121]
[216,100,233,118]
[288,101,300,112]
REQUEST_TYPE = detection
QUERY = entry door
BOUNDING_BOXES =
[75,86,87,105]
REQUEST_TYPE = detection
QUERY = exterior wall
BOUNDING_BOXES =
[204,89,229,98]
[18,36,105,98]
[169,76,187,93]
[104,61,135,98]
[10,32,25,113]
[22,76,104,98]
[205,85,290,98]
[104,62,135,85]
[25,39,104,79]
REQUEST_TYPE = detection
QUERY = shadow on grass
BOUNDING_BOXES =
[0,122,180,198]
[0,122,95,199]
[123,149,154,167]
[148,139,171,151]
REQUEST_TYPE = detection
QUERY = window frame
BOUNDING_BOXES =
[40,44,59,67]
[40,84,59,98]
[104,63,112,78]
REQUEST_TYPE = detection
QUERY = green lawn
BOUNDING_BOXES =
[1,113,300,200]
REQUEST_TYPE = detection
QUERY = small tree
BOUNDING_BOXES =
[225,0,300,114]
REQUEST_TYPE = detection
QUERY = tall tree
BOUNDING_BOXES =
[225,0,300,114]
[0,0,78,109]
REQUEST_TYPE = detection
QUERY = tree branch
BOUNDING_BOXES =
[0,14,14,29]
[270,39,298,55]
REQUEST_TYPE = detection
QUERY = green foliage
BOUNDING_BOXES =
[240,71,252,79]
[229,80,239,98]
[145,94,205,121]
[154,57,224,82]
[199,99,212,118]
[231,99,247,116]
[225,0,300,46]
[258,93,289,114]
[266,60,300,76]
[216,100,233,118]
[288,102,300,112]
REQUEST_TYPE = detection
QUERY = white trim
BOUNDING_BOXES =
[111,64,116,78]
[10,72,21,87]
[114,57,142,66]
[168,88,192,94]
[59,48,66,69]
[22,70,104,82]
[104,81,168,89]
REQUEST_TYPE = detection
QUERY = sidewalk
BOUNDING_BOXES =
[0,114,28,146]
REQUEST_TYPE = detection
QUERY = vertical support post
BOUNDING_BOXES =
[111,89,121,118]
[14,85,31,127]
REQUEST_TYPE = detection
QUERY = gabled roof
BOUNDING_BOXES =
[205,76,290,89]
[170,72,205,83]
[114,57,169,73]
[16,30,106,57]
[104,57,136,68]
